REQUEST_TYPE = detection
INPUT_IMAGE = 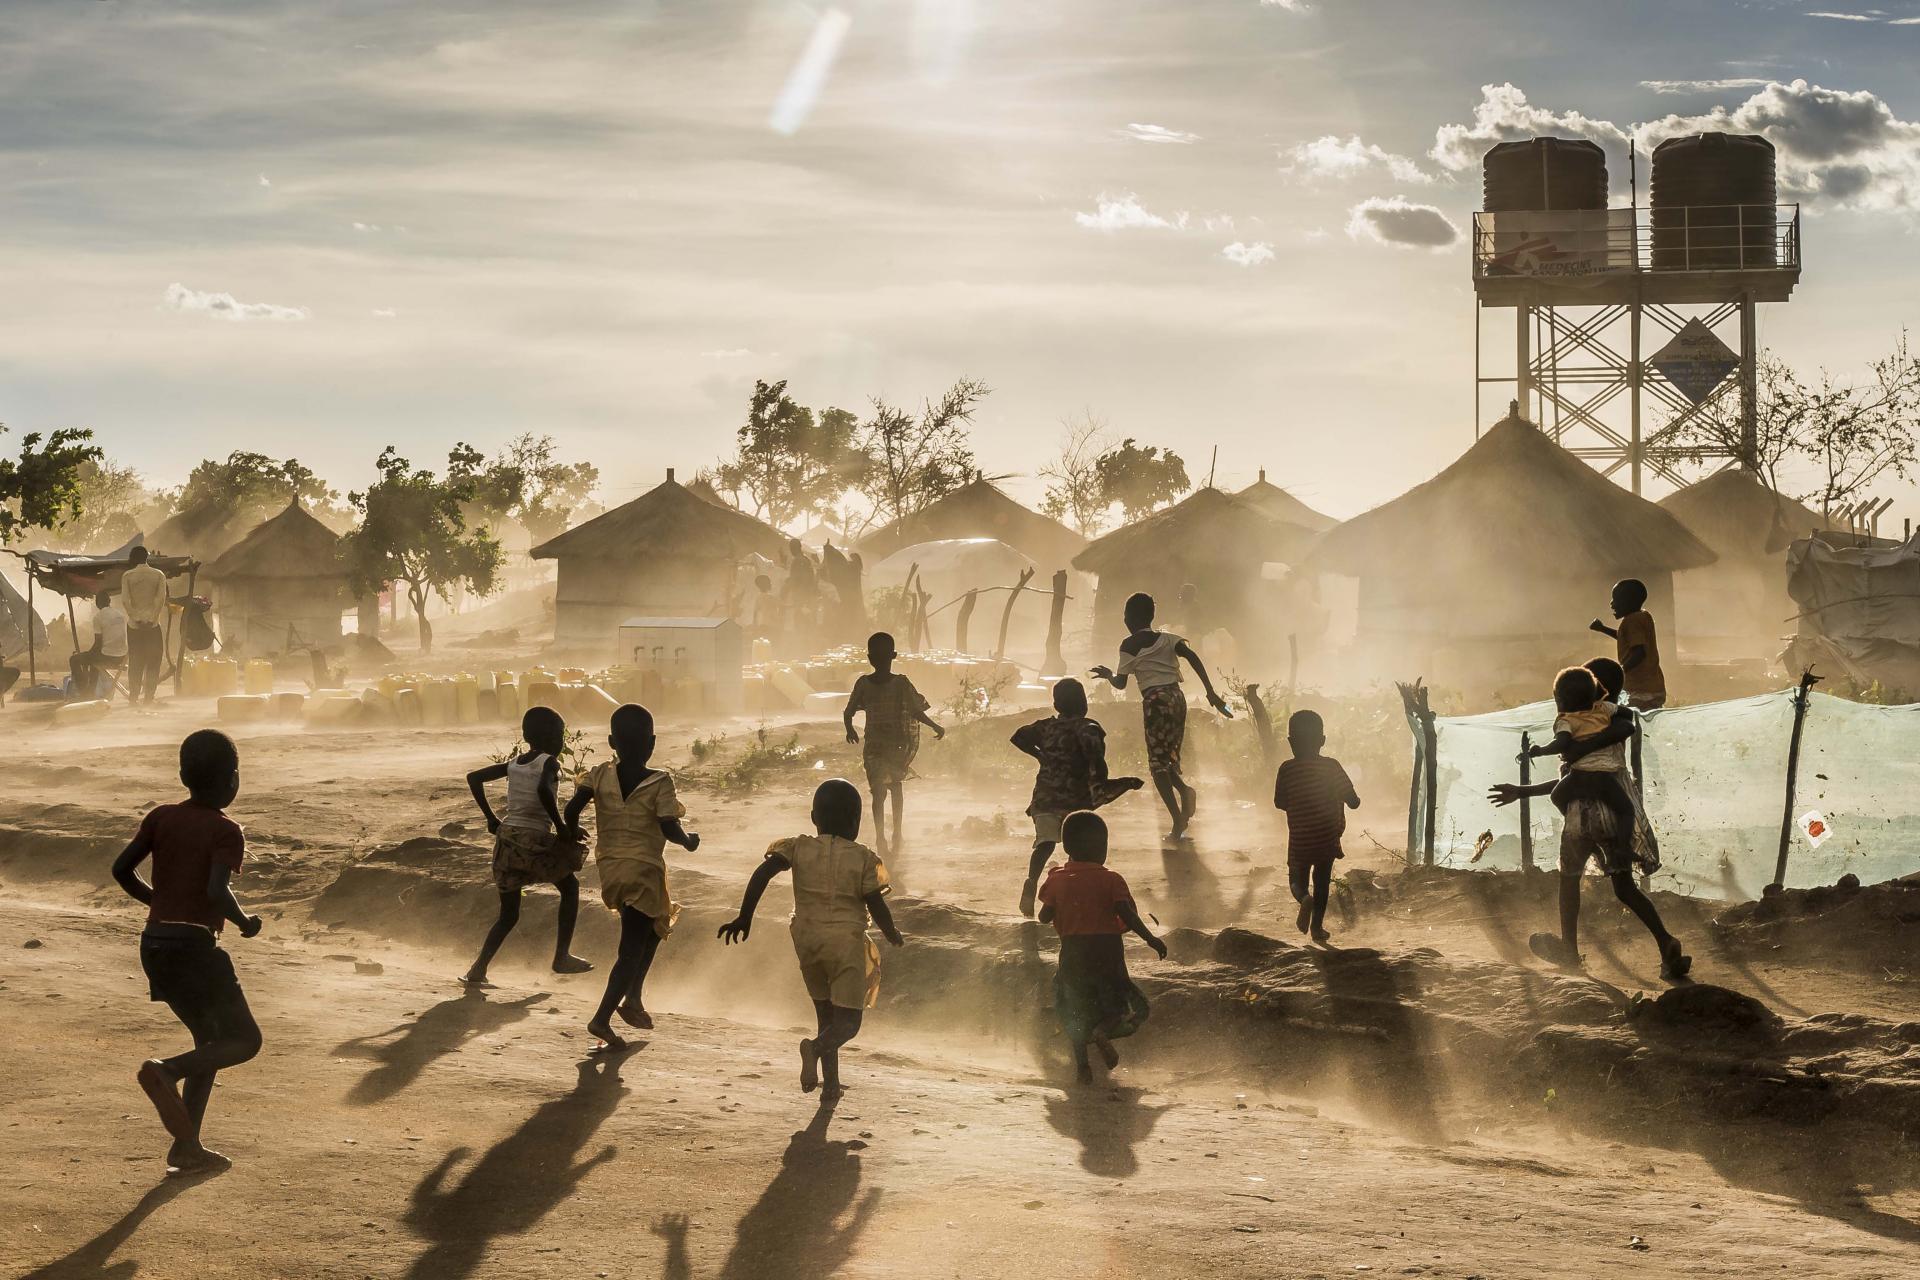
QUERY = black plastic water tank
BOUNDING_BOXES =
[1650,133,1777,269]
[1482,138,1608,211]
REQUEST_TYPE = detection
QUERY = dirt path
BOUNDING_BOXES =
[4,898,1917,1280]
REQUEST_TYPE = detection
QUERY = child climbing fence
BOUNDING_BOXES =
[1406,687,1920,900]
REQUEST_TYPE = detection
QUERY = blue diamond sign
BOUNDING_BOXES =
[1650,319,1739,406]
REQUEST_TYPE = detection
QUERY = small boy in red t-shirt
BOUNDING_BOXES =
[112,729,264,1173]
[1037,812,1167,1085]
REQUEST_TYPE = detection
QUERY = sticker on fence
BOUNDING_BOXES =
[1798,811,1832,848]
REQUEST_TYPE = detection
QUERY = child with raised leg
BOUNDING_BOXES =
[844,631,944,858]
[1037,811,1166,1085]
[1091,591,1231,843]
[717,779,902,1099]
[565,703,700,1049]
[1272,709,1361,943]
[112,729,264,1173]
[462,706,591,986]
[1010,677,1142,917]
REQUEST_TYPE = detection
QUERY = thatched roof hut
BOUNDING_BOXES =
[1236,471,1337,533]
[858,479,1086,571]
[1074,487,1320,645]
[1658,468,1828,656]
[203,501,350,651]
[531,470,787,649]
[1308,409,1714,681]
[149,500,257,564]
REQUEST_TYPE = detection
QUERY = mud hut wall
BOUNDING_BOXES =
[551,555,740,646]
[213,576,346,651]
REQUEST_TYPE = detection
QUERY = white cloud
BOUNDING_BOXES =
[700,348,756,359]
[1430,83,1634,173]
[1639,79,1920,210]
[1640,78,1771,95]
[1120,123,1199,145]
[1806,11,1880,20]
[352,221,381,232]
[164,283,309,322]
[1283,134,1435,184]
[1260,0,1313,10]
[1220,241,1275,267]
[371,308,398,318]
[257,173,271,188]
[1345,197,1460,249]
[1073,192,1188,231]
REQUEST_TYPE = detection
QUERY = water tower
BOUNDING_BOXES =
[1471,133,1800,492]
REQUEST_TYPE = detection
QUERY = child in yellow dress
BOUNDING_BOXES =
[565,704,699,1050]
[717,778,902,1099]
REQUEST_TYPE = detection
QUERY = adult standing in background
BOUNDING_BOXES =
[121,545,169,704]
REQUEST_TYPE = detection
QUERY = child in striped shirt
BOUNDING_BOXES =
[1272,710,1360,943]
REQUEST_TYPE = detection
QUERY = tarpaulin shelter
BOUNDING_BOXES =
[1782,532,1920,694]
[531,470,788,653]
[203,500,350,652]
[1658,468,1829,660]
[10,535,199,689]
[858,479,1086,573]
[0,569,46,659]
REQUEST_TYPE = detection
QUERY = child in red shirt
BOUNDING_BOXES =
[1037,812,1167,1085]
[111,729,264,1173]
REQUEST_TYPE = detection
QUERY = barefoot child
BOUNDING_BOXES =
[564,703,699,1049]
[717,778,903,1099]
[111,729,264,1172]
[1091,592,1231,843]
[462,707,591,985]
[1272,710,1360,943]
[1529,666,1638,873]
[1037,812,1166,1085]
[1010,677,1143,917]
[844,631,944,856]
[1589,578,1667,710]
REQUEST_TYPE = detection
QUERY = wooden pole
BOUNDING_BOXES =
[174,565,197,695]
[1422,689,1439,867]
[1518,730,1534,872]
[26,570,36,685]
[955,588,978,653]
[993,567,1036,662]
[1772,669,1821,890]
[1041,569,1068,676]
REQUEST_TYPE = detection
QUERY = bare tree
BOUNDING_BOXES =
[1039,410,1113,536]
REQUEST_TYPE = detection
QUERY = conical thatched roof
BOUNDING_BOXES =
[1236,471,1337,533]
[685,475,733,510]
[1658,468,1827,559]
[857,479,1086,569]
[150,500,257,563]
[204,501,345,581]
[1310,410,1716,579]
[1074,486,1320,579]
[531,475,786,562]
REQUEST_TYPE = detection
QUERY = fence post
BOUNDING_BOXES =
[1518,731,1534,872]
[1419,688,1439,866]
[1771,669,1822,891]
[1632,712,1649,892]
[955,589,978,653]
[1396,680,1427,862]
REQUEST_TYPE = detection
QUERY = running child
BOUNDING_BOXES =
[1272,710,1361,943]
[1090,592,1231,842]
[462,706,592,985]
[844,631,944,857]
[717,778,902,1100]
[1037,811,1167,1085]
[1529,666,1637,870]
[564,703,700,1049]
[111,729,264,1173]
[1010,677,1142,918]
[1589,578,1668,710]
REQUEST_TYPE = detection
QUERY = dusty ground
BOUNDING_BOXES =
[3,699,1918,1279]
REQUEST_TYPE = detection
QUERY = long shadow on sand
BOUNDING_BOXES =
[1312,945,1448,1144]
[1044,1084,1171,1178]
[333,990,549,1105]
[719,1099,880,1279]
[21,1167,225,1279]
[402,1046,637,1279]
[1151,844,1269,931]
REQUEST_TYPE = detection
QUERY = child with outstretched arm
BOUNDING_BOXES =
[462,706,591,986]
[1010,677,1142,918]
[1272,709,1360,943]
[564,703,700,1049]
[111,729,264,1173]
[717,779,902,1100]
[1037,811,1167,1085]
[1528,666,1639,873]
[1090,591,1231,843]
[844,631,944,858]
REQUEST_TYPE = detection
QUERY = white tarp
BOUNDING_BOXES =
[1417,690,1920,900]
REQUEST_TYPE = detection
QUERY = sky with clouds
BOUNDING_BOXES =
[3,0,1918,517]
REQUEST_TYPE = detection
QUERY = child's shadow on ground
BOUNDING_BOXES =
[333,990,548,1105]
[21,1166,225,1279]
[1044,1085,1171,1179]
[1151,845,1268,930]
[401,1046,637,1280]
[719,1099,881,1278]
